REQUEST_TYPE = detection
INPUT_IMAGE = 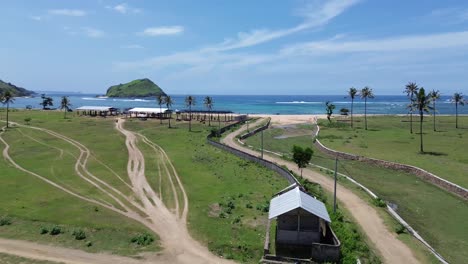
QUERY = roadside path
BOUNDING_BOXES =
[221,118,419,264]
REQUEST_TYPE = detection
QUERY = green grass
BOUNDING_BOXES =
[0,252,62,264]
[0,110,159,256]
[318,115,468,187]
[245,122,468,264]
[125,119,290,263]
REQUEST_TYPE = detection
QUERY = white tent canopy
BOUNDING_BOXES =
[76,106,115,111]
[268,187,331,222]
[128,107,169,114]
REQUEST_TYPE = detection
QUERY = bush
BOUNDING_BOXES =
[131,233,154,246]
[395,223,406,234]
[86,241,93,247]
[40,227,49,234]
[50,226,62,235]
[245,203,253,209]
[0,217,12,226]
[372,197,386,207]
[72,229,87,240]
[231,216,241,224]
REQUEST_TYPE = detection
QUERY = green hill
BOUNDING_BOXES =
[106,78,166,97]
[0,79,35,97]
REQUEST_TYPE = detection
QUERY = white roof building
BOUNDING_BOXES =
[76,106,115,111]
[128,107,169,114]
[268,186,331,222]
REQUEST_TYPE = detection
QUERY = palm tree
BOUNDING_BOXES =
[204,96,214,126]
[164,95,174,128]
[185,95,196,131]
[157,94,165,124]
[404,82,419,134]
[1,91,15,128]
[412,88,432,153]
[451,93,465,129]
[60,96,72,119]
[325,101,336,123]
[360,86,374,130]
[348,87,358,128]
[428,90,440,131]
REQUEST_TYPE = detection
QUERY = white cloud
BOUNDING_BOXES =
[121,44,144,49]
[30,16,42,21]
[206,0,360,52]
[140,26,184,36]
[106,3,141,14]
[48,9,87,17]
[426,8,468,24]
[82,27,105,38]
[280,31,468,55]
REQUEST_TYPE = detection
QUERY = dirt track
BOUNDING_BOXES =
[221,118,419,264]
[0,120,231,264]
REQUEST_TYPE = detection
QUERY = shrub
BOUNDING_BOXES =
[131,233,154,246]
[372,197,386,208]
[86,241,93,247]
[24,117,32,125]
[232,216,241,224]
[0,217,12,226]
[395,223,406,234]
[50,226,62,235]
[72,229,87,240]
[40,227,49,234]
[245,203,253,209]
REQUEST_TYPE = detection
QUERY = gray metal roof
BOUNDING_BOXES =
[268,187,331,222]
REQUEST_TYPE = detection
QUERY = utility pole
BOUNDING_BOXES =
[261,128,264,159]
[333,157,338,213]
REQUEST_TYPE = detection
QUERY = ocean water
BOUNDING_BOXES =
[7,94,468,115]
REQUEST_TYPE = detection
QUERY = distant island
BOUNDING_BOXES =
[0,79,36,97]
[105,78,166,97]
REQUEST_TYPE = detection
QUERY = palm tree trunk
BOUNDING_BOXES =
[64,109,67,119]
[364,98,368,130]
[160,105,162,124]
[410,95,413,134]
[189,106,192,131]
[351,99,354,128]
[208,111,211,126]
[420,111,424,153]
[168,113,171,128]
[433,101,436,132]
[6,102,9,128]
[456,103,458,128]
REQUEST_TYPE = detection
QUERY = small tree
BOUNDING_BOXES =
[361,86,374,130]
[157,94,165,124]
[204,96,214,126]
[404,82,419,134]
[40,94,53,110]
[428,90,440,131]
[451,93,465,129]
[348,87,358,128]
[325,101,336,123]
[164,95,174,128]
[60,96,72,119]
[412,88,432,153]
[1,91,15,128]
[185,95,196,131]
[292,145,313,177]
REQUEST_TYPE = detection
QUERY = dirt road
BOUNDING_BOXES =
[0,120,231,264]
[221,119,419,264]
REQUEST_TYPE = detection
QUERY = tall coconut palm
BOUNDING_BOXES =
[164,95,174,128]
[157,94,165,124]
[404,82,419,134]
[203,96,214,126]
[60,96,72,119]
[185,95,196,131]
[325,101,335,123]
[452,93,465,129]
[1,91,15,128]
[412,88,432,153]
[348,87,358,128]
[428,90,440,131]
[360,86,374,130]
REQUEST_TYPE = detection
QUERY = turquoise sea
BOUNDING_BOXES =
[7,94,468,115]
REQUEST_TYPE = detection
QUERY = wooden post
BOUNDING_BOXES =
[333,157,338,213]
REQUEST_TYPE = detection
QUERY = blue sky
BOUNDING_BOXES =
[1,0,468,95]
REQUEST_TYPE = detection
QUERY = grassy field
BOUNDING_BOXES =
[245,122,468,264]
[318,115,468,187]
[0,252,61,264]
[125,119,290,263]
[0,110,159,256]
